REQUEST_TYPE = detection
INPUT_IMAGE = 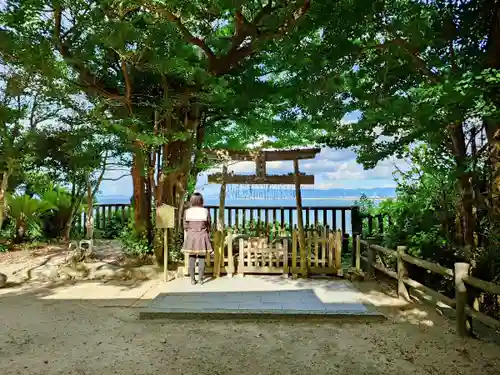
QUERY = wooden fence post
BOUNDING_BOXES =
[238,238,245,277]
[227,230,234,277]
[292,230,298,279]
[365,237,375,280]
[283,239,289,277]
[396,246,410,300]
[335,230,342,276]
[351,206,362,267]
[455,262,472,337]
[355,234,361,273]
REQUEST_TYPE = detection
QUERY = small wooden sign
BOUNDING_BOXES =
[156,204,176,229]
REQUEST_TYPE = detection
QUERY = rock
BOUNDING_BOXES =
[31,265,59,280]
[128,265,160,280]
[91,263,126,280]
[59,266,89,280]
[0,272,7,287]
[45,254,68,266]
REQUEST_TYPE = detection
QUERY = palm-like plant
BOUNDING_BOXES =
[39,185,86,239]
[6,194,56,242]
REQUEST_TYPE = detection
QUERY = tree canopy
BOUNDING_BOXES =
[0,1,500,286]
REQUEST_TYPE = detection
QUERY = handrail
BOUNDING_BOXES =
[400,254,453,278]
[464,275,500,296]
[371,244,396,257]
[357,236,500,335]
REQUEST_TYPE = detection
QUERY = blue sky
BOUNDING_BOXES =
[99,147,407,198]
[99,110,408,197]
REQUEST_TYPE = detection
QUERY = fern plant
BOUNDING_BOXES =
[39,185,86,239]
[6,194,55,242]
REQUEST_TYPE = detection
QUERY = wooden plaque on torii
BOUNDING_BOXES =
[206,148,320,185]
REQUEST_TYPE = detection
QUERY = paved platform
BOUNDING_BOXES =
[139,276,384,321]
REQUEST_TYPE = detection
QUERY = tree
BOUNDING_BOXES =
[0,0,316,240]
[277,0,500,255]
[33,112,125,240]
[0,65,68,229]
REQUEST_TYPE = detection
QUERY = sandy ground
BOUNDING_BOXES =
[0,278,499,375]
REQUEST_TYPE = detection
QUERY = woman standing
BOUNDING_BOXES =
[182,193,213,285]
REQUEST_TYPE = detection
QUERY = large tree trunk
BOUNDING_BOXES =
[449,122,475,261]
[0,171,10,230]
[160,107,201,216]
[152,105,202,264]
[485,3,500,218]
[86,179,94,240]
[131,147,149,237]
[62,209,75,242]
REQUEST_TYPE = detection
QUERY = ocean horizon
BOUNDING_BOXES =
[96,187,396,206]
[96,196,387,206]
[96,193,394,231]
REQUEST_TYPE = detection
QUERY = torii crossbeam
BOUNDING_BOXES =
[206,148,320,185]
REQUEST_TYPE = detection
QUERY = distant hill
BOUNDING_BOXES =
[97,187,395,204]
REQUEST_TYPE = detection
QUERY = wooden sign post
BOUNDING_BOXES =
[156,204,176,282]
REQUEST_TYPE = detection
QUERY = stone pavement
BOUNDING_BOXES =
[140,276,384,320]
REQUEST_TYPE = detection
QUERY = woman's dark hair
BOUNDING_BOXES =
[190,192,204,207]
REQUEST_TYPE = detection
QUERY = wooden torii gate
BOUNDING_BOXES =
[207,148,320,277]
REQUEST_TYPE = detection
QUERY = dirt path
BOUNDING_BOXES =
[0,279,499,375]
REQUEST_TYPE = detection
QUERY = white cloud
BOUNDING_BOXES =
[98,146,407,197]
[196,147,407,194]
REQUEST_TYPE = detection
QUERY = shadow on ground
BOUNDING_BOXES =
[1,275,500,375]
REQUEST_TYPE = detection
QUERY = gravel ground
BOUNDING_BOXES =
[0,279,499,375]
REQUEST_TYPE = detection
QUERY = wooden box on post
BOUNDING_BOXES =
[156,204,176,282]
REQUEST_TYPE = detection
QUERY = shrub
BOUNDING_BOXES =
[101,209,130,239]
[39,185,85,239]
[6,194,55,242]
[119,210,152,256]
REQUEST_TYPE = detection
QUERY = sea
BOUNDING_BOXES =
[96,196,385,233]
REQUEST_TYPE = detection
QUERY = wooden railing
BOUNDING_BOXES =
[182,228,343,277]
[360,213,389,237]
[355,236,500,336]
[73,204,131,235]
[75,204,363,247]
[205,205,360,233]
[205,205,362,262]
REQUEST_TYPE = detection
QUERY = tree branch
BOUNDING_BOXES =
[361,37,440,84]
[91,151,109,198]
[144,5,216,61]
[120,60,133,114]
[211,0,312,76]
[102,173,129,182]
[147,1,311,77]
[52,5,125,102]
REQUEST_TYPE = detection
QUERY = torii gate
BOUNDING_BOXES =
[206,148,320,277]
